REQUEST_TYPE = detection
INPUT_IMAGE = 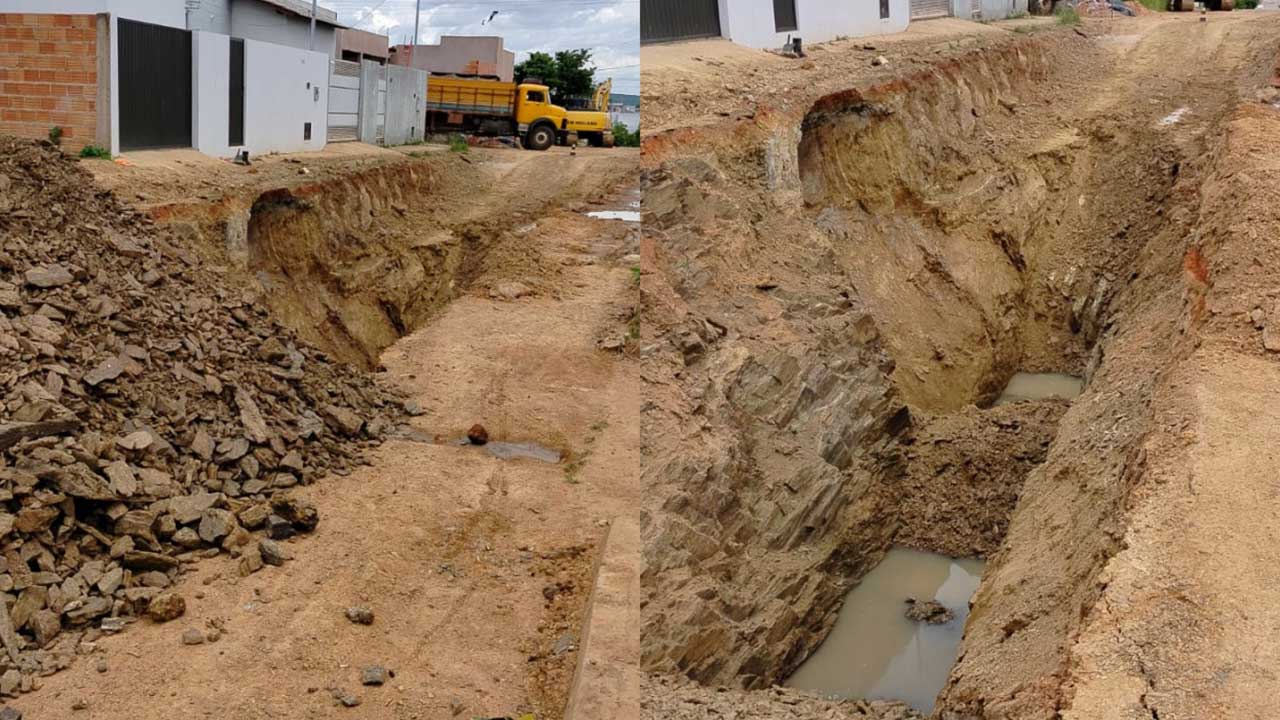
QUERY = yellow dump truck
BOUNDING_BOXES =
[426,75,613,150]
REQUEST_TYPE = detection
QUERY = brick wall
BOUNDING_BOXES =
[0,13,101,151]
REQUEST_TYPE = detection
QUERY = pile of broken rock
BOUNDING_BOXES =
[0,137,409,698]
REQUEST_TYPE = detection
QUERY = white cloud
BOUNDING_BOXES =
[334,1,639,94]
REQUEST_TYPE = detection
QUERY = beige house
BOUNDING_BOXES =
[388,35,514,81]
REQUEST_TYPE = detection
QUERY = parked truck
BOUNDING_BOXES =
[425,75,613,150]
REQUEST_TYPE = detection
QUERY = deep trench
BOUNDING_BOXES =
[641,33,1227,715]
[776,52,1185,706]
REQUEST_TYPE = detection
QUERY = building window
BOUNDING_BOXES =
[881,0,891,17]
[773,0,798,31]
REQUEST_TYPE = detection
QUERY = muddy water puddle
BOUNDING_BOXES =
[786,548,984,713]
[585,186,640,223]
[994,372,1083,405]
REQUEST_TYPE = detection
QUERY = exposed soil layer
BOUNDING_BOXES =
[147,148,637,369]
[642,11,1280,719]
[895,400,1068,559]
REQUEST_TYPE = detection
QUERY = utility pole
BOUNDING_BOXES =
[309,0,318,51]
[409,0,421,69]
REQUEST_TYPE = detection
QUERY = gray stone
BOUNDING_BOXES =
[345,606,374,625]
[97,567,123,595]
[169,492,220,524]
[181,628,205,645]
[147,592,185,622]
[197,508,236,544]
[172,526,201,548]
[258,538,287,566]
[237,503,269,529]
[84,357,125,386]
[266,514,296,540]
[103,460,137,497]
[360,665,388,686]
[24,264,74,288]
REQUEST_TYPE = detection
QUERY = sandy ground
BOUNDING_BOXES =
[640,16,1055,133]
[84,141,632,208]
[8,156,640,718]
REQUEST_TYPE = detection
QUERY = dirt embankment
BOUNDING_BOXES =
[149,149,638,369]
[642,12,1280,717]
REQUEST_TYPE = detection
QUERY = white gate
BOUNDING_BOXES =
[375,65,387,144]
[910,0,952,18]
[328,59,360,142]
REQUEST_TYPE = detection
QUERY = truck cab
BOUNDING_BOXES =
[515,82,612,150]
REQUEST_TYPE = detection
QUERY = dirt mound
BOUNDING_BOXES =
[895,400,1069,558]
[0,137,407,692]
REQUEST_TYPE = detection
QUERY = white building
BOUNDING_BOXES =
[0,0,334,157]
[640,0,1028,48]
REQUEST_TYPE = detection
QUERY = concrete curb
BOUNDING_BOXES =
[564,516,640,720]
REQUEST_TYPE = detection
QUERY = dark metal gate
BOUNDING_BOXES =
[118,19,192,151]
[773,0,798,31]
[641,0,721,44]
[229,39,245,147]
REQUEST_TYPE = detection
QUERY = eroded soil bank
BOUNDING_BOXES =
[149,148,638,368]
[641,13,1280,719]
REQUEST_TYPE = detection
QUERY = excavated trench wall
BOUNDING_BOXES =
[146,161,492,369]
[642,30,1187,701]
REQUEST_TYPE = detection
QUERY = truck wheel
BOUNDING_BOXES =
[526,124,555,151]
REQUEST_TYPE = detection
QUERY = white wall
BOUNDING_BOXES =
[229,0,336,55]
[187,0,233,34]
[244,39,328,155]
[4,0,188,154]
[193,32,326,157]
[718,0,910,49]
[192,31,231,156]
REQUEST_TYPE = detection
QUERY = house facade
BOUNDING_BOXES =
[0,0,363,157]
[640,0,1027,47]
[389,36,515,82]
[185,0,340,55]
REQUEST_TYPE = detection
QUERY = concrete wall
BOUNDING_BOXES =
[193,31,327,157]
[186,0,231,33]
[357,60,381,144]
[192,30,230,155]
[0,12,104,150]
[382,64,425,145]
[388,36,515,82]
[716,0,910,48]
[978,0,1028,19]
[336,27,388,62]
[228,0,335,55]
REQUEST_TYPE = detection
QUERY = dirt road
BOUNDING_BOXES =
[7,150,640,719]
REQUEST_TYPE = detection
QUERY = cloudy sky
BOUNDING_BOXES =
[323,0,639,94]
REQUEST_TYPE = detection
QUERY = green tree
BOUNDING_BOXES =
[612,122,640,148]
[515,48,597,105]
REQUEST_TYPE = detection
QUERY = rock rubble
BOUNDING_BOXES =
[0,137,407,695]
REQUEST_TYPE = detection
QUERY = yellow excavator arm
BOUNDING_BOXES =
[593,78,612,112]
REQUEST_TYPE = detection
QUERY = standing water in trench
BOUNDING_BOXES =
[994,372,1084,405]
[787,373,1083,711]
[786,548,984,713]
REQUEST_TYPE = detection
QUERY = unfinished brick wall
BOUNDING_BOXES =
[0,13,101,151]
